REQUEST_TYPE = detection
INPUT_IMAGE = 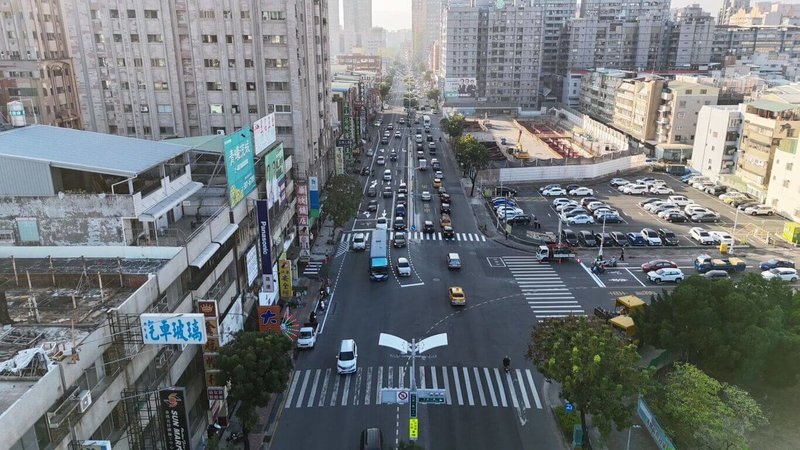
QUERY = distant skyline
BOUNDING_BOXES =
[370,0,412,31]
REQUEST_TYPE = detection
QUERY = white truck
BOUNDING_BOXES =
[418,159,428,171]
[297,323,319,349]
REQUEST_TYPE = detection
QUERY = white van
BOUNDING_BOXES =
[623,184,648,195]
[667,195,692,207]
[336,339,358,374]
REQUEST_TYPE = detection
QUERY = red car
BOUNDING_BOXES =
[641,260,678,273]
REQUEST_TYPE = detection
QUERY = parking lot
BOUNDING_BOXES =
[504,171,787,249]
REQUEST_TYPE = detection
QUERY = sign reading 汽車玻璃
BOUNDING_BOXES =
[140,313,207,345]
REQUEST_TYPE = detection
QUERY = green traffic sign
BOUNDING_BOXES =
[410,393,417,418]
[418,396,446,404]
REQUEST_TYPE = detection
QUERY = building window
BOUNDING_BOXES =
[124,104,133,112]
[130,34,140,42]
[133,58,143,67]
[265,59,289,68]
[277,126,292,135]
[110,9,119,18]
[151,58,166,67]
[160,126,175,134]
[210,104,224,114]
[242,34,253,43]
[105,103,115,112]
[228,59,236,68]
[143,126,151,134]
[263,11,286,21]
[140,104,150,113]
[204,58,220,68]
[266,82,289,91]
[128,126,136,134]
[90,9,100,19]
[117,58,126,67]
[787,163,794,171]
[94,33,104,43]
[230,82,238,91]
[201,34,218,44]
[246,82,256,91]
[120,82,130,90]
[157,104,172,113]
[101,80,112,90]
[231,105,240,114]
[241,11,251,19]
[144,10,158,19]
[248,105,258,114]
[226,35,234,44]
[97,57,108,67]
[222,10,233,19]
[700,89,707,94]
[685,90,692,95]
[200,10,215,19]
[154,82,169,90]
[127,9,136,18]
[264,35,287,44]
[784,180,791,188]
[147,34,163,43]
[268,104,292,113]
[244,59,254,68]
[113,34,122,42]
[206,82,222,91]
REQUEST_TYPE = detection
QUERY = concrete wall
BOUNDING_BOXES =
[0,246,181,260]
[0,194,135,246]
[496,154,647,183]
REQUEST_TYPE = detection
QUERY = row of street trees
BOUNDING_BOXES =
[439,114,490,196]
[528,273,800,448]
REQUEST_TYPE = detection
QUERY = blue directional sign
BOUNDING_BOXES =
[565,402,574,412]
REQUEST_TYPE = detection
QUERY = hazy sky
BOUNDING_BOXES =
[371,0,412,31]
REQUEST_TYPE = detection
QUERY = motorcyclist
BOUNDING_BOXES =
[503,356,511,372]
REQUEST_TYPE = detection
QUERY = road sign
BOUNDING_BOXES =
[565,402,574,412]
[380,388,409,404]
[410,392,417,418]
[336,139,352,147]
[409,418,419,440]
[397,390,409,403]
[417,388,447,404]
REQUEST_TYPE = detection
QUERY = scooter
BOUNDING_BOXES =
[227,431,245,443]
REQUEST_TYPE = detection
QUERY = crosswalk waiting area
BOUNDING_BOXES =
[502,256,585,321]
[284,365,543,410]
[342,230,487,244]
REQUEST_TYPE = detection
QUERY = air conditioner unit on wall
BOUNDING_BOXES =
[79,390,93,412]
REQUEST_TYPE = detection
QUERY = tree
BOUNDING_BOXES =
[455,135,490,197]
[651,363,767,449]
[217,332,293,431]
[324,174,362,227]
[526,316,652,444]
[378,81,391,101]
[427,88,440,106]
[439,114,466,149]
[635,274,800,387]
[423,70,433,82]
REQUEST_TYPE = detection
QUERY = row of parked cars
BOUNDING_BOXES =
[558,227,679,248]
[609,177,675,195]
[551,196,621,225]
[636,256,798,285]
[682,174,775,216]
[638,197,722,223]
[491,196,533,224]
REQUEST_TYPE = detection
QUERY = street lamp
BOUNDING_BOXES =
[730,207,739,255]
[597,216,607,260]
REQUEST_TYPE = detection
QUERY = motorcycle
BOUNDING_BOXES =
[227,431,245,443]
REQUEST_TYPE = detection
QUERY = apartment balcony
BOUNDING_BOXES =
[661,92,673,101]
[656,117,671,126]
[657,104,670,114]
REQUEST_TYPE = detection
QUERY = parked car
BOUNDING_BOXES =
[563,208,590,219]
[650,185,675,195]
[667,195,693,207]
[555,201,580,212]
[759,258,796,270]
[684,204,711,215]
[587,201,609,212]
[594,232,615,247]
[552,197,573,207]
[664,212,687,223]
[703,270,731,280]
[622,184,649,195]
[641,260,678,273]
[641,228,662,246]
[610,231,630,246]
[569,187,594,196]
[709,231,733,246]
[580,197,599,207]
[561,229,579,246]
[539,184,562,193]
[736,201,760,211]
[567,214,594,225]
[565,184,580,193]
[690,212,720,223]
[507,214,533,225]
[610,178,629,187]
[596,212,622,223]
[762,268,798,282]
[643,201,666,212]
[638,197,661,207]
[647,268,685,284]
[658,228,679,246]
[690,227,714,245]
[626,232,647,246]
[745,205,775,216]
[578,230,598,247]
[656,207,682,219]
[491,186,517,197]
[498,209,525,221]
[542,186,568,196]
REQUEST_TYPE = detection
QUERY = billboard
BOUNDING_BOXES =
[159,388,192,450]
[256,200,275,292]
[140,313,207,345]
[198,300,222,388]
[335,147,345,175]
[257,305,282,334]
[309,176,320,218]
[444,78,478,98]
[253,113,277,154]
[223,127,256,207]
[246,245,258,286]
[296,182,310,258]
[265,144,286,208]
[278,259,293,298]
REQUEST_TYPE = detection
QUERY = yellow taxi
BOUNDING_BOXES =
[448,287,466,306]
[433,177,442,189]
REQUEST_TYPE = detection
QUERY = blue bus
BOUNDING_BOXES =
[369,230,390,281]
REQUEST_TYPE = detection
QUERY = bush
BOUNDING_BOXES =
[553,406,580,439]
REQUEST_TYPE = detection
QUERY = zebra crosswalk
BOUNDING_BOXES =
[283,365,543,410]
[503,256,585,320]
[341,230,487,246]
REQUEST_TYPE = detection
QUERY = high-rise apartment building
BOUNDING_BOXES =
[655,81,720,145]
[579,69,637,124]
[568,0,670,71]
[611,76,665,143]
[711,25,800,65]
[412,0,442,65]
[718,0,751,25]
[690,105,742,181]
[342,0,372,52]
[441,1,544,111]
[0,1,81,128]
[329,0,343,56]
[538,0,577,104]
[666,5,715,69]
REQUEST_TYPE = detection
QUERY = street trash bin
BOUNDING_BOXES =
[720,242,729,254]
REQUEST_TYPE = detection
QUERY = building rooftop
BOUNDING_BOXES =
[749,98,799,112]
[0,125,189,177]
[165,134,226,153]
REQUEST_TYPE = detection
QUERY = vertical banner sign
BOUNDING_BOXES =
[198,300,223,389]
[309,176,320,218]
[335,147,344,175]
[278,259,293,298]
[159,388,192,450]
[245,246,259,286]
[265,144,285,208]
[223,127,256,207]
[256,200,275,292]
[253,113,277,154]
[257,305,282,333]
[296,182,311,258]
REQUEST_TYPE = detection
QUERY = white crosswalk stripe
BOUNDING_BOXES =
[282,365,544,410]
[340,230,487,246]
[503,256,586,320]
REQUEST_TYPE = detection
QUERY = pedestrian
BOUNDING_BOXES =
[319,299,326,311]
[620,248,625,262]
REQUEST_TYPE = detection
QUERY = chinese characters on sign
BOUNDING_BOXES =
[278,259,293,298]
[309,176,320,219]
[253,113,277,153]
[223,127,256,207]
[198,300,222,388]
[296,182,310,258]
[140,313,207,345]
[257,305,282,334]
[335,147,344,175]
[159,388,192,450]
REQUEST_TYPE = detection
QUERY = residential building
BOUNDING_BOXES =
[711,25,800,65]
[562,71,584,108]
[690,105,742,180]
[363,27,388,56]
[655,81,720,145]
[665,5,715,70]
[0,0,81,129]
[732,85,800,217]
[441,1,545,111]
[0,124,294,449]
[718,0,751,25]
[342,0,372,52]
[728,1,800,26]
[329,0,343,56]
[336,54,382,73]
[568,0,671,71]
[680,72,767,105]
[412,0,442,65]
[611,76,665,143]
[578,69,637,124]
[538,0,578,104]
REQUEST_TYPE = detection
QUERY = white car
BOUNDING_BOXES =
[567,214,595,225]
[690,227,714,245]
[552,197,572,207]
[745,205,774,216]
[650,185,674,195]
[496,206,524,216]
[643,201,665,212]
[555,201,580,212]
[641,228,662,246]
[610,178,629,187]
[499,209,526,221]
[421,191,432,201]
[668,195,693,207]
[376,156,386,165]
[684,204,711,215]
[539,183,562,193]
[434,170,444,179]
[647,268,685,284]
[568,187,594,196]
[657,207,681,219]
[622,184,649,195]
[762,267,799,282]
[542,187,567,196]
[336,339,358,374]
[709,231,733,246]
[396,257,412,277]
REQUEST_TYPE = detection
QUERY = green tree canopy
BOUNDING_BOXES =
[324,174,362,227]
[379,81,391,101]
[427,89,440,105]
[526,316,652,442]
[635,274,800,387]
[652,362,767,449]
[455,135,490,196]
[217,331,293,429]
[439,113,466,145]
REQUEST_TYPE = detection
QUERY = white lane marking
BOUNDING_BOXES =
[516,369,531,409]
[452,366,464,405]
[442,366,452,405]
[580,262,607,287]
[463,366,475,406]
[329,372,341,407]
[431,366,439,389]
[285,370,301,409]
[364,367,373,405]
[400,282,425,288]
[494,368,508,407]
[624,267,647,287]
[352,367,363,406]
[526,370,543,409]
[306,369,322,407]
[318,369,331,407]
[484,367,498,406]
[474,367,487,406]
[375,366,383,405]
[341,373,351,406]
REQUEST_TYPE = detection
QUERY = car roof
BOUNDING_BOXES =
[449,286,464,293]
[398,257,409,263]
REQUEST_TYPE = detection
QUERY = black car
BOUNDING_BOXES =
[593,232,615,247]
[610,231,630,247]
[382,186,393,198]
[565,184,580,193]
[665,212,687,223]
[423,220,435,233]
[440,202,451,214]
[395,204,406,217]
[561,229,579,246]
[389,152,398,161]
[393,232,407,248]
[367,186,377,197]
[491,186,517,197]
[759,258,796,270]
[360,167,371,176]
[367,200,378,212]
[507,214,532,225]
[442,226,455,239]
[578,230,598,247]
[426,135,434,142]
[393,217,406,231]
[658,228,679,246]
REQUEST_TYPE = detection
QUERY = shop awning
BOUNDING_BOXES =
[212,224,238,244]
[139,182,203,221]
[190,242,221,268]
